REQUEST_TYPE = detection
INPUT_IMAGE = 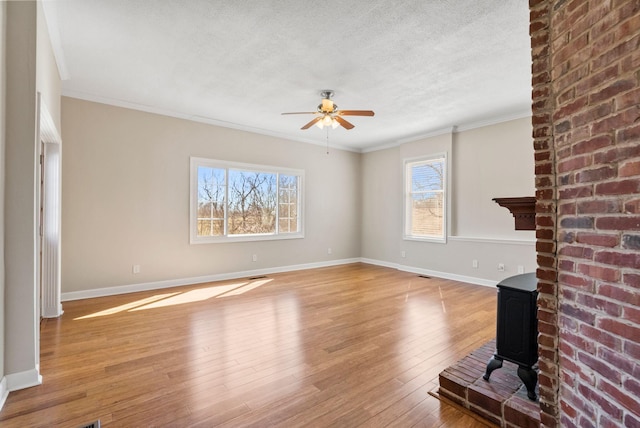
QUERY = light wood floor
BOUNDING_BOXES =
[1,263,499,427]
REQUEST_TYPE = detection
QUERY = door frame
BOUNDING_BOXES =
[37,94,63,319]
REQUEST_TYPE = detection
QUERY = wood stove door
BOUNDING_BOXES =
[496,287,538,367]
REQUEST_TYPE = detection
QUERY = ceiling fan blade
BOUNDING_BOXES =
[301,117,322,129]
[334,116,355,130]
[282,112,317,115]
[338,110,375,116]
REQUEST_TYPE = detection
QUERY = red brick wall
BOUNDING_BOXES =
[530,1,560,426]
[530,1,640,426]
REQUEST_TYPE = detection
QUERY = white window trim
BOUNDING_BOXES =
[190,157,305,244]
[403,152,448,243]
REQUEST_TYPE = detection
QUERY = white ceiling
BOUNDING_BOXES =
[43,0,532,152]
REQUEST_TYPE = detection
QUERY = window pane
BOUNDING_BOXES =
[406,157,445,239]
[228,170,277,235]
[411,162,443,192]
[278,218,290,233]
[197,166,225,236]
[411,193,443,236]
[198,219,225,235]
[211,220,224,235]
[278,175,298,233]
[197,219,212,236]
[198,202,212,218]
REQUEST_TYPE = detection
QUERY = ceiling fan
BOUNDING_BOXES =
[282,90,374,130]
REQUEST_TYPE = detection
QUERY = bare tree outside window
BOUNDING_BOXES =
[197,166,225,236]
[192,159,303,242]
[228,171,277,235]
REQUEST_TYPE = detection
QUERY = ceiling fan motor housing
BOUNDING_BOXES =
[281,89,373,130]
[320,90,334,99]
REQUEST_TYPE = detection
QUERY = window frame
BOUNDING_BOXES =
[403,153,448,243]
[190,157,305,244]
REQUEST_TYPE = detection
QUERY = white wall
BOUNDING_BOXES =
[61,97,362,294]
[361,118,536,284]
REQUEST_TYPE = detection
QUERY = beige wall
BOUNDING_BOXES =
[62,101,535,294]
[0,0,7,399]
[5,0,39,383]
[61,97,362,293]
[452,117,535,237]
[3,0,61,394]
[36,1,61,131]
[361,117,536,283]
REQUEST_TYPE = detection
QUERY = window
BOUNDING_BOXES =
[190,157,304,243]
[404,154,447,242]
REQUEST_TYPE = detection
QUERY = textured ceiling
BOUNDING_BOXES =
[44,0,532,151]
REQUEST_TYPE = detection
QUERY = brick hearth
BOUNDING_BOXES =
[437,340,540,428]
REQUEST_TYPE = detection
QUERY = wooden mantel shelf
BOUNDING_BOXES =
[493,197,536,230]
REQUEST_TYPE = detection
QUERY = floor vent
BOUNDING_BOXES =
[249,275,267,280]
[417,274,431,279]
[78,421,100,428]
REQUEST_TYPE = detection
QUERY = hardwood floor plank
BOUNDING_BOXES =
[0,263,498,427]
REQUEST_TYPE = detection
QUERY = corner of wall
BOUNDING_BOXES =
[0,0,7,407]
[5,367,42,392]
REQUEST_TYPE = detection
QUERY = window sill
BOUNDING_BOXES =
[190,232,305,245]
[403,235,447,244]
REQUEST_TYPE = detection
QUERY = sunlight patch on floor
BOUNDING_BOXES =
[74,292,180,319]
[131,283,247,310]
[74,278,274,319]
[218,278,272,297]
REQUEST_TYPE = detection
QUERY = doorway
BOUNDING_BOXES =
[38,95,63,319]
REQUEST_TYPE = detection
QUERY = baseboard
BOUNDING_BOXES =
[447,236,535,246]
[62,257,497,301]
[6,367,42,392]
[42,304,64,318]
[360,258,497,287]
[62,258,361,301]
[359,258,400,270]
[0,376,8,412]
[398,264,498,287]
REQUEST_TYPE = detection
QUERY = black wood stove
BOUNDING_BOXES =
[483,272,538,401]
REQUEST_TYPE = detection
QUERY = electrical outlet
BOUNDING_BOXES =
[132,264,141,274]
[328,248,332,255]
[401,251,406,258]
[518,265,525,274]
[497,263,505,272]
[252,254,258,262]
[472,259,479,268]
